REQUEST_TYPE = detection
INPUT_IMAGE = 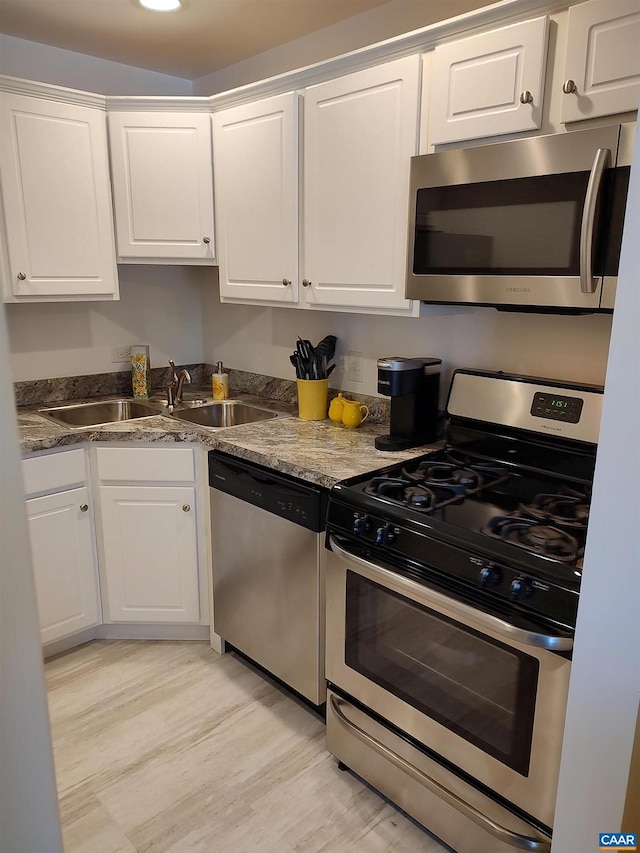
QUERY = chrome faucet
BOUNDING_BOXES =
[167,360,191,413]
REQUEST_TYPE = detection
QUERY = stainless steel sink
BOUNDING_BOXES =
[39,399,164,428]
[170,400,279,428]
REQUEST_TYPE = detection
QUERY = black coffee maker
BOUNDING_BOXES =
[374,357,442,451]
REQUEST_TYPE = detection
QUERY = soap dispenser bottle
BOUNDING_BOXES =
[212,361,229,400]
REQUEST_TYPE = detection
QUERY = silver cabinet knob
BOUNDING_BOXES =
[282,278,291,286]
[519,90,533,105]
[562,79,577,95]
[182,504,191,512]
[203,236,211,244]
[17,272,27,280]
[302,279,312,287]
[80,504,89,512]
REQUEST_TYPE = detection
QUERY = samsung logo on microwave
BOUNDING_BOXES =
[506,287,532,293]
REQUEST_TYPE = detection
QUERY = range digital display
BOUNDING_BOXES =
[531,392,583,423]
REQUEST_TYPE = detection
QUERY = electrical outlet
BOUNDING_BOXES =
[111,346,131,363]
[347,351,363,383]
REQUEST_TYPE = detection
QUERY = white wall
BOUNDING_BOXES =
[202,275,613,401]
[0,301,62,852]
[7,265,211,381]
[0,33,192,95]
[551,103,640,853]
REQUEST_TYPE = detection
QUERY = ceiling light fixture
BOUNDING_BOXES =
[138,0,182,11]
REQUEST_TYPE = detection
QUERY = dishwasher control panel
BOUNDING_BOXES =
[209,451,328,532]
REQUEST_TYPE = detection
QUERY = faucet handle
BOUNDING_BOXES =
[166,383,175,414]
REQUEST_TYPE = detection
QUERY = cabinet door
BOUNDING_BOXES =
[561,0,640,123]
[109,111,215,262]
[303,56,420,314]
[99,485,200,623]
[428,17,549,145]
[26,486,100,644]
[0,94,118,300]
[212,93,299,303]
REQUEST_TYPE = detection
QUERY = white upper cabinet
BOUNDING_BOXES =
[0,86,118,301]
[427,17,549,145]
[302,56,421,315]
[108,111,215,263]
[561,0,640,123]
[212,93,299,303]
[212,57,422,316]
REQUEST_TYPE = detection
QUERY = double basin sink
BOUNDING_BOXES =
[38,397,283,430]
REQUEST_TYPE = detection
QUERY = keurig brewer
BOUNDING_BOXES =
[374,357,442,451]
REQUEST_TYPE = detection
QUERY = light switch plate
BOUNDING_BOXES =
[347,351,363,383]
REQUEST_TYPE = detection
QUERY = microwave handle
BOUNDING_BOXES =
[329,535,573,651]
[580,147,610,294]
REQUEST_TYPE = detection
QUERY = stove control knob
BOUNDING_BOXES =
[511,576,533,601]
[375,523,398,546]
[479,564,501,588]
[353,515,370,536]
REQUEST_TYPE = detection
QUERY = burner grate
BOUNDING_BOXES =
[364,453,510,513]
[482,516,581,563]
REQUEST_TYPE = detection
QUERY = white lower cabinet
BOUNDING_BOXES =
[99,484,200,623]
[23,449,101,645]
[95,446,202,624]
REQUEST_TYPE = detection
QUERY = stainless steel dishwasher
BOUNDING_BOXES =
[209,451,328,707]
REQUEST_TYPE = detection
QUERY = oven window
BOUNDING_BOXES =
[345,573,538,775]
[413,171,591,276]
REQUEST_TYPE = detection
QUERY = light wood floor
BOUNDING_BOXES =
[45,640,449,853]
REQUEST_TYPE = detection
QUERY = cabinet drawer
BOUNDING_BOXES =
[22,448,86,496]
[96,447,195,483]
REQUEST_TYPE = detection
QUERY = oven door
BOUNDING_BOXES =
[325,535,571,829]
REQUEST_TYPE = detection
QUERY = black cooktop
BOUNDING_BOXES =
[351,448,590,568]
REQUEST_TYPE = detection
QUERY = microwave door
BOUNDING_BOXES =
[406,124,624,312]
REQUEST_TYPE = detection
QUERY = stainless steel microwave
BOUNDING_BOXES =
[406,124,635,313]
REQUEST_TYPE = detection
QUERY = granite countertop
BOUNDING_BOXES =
[16,388,440,488]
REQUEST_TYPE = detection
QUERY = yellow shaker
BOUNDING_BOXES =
[328,393,345,423]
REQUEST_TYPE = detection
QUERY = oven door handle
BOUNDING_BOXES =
[330,695,550,852]
[329,536,573,652]
[580,147,610,294]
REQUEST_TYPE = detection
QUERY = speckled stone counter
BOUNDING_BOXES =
[16,389,439,488]
[213,418,439,488]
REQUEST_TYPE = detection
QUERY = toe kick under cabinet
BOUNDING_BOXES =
[94,446,205,624]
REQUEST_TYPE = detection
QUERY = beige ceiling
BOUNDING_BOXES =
[0,0,494,82]
[0,0,403,80]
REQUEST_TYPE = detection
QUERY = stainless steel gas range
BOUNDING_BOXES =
[324,368,603,853]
